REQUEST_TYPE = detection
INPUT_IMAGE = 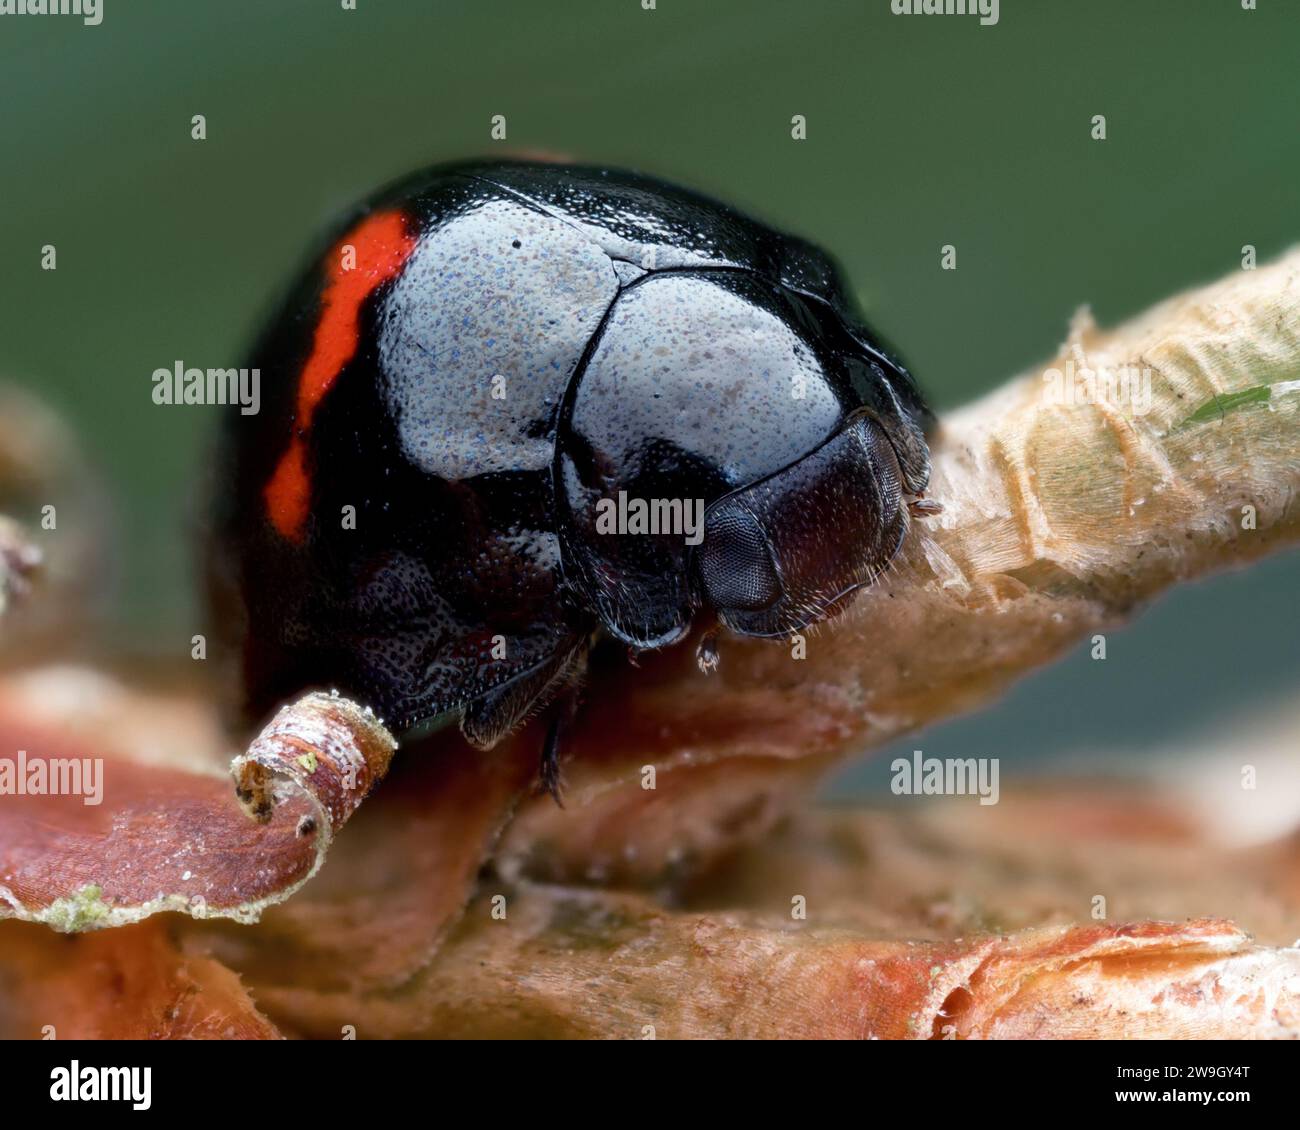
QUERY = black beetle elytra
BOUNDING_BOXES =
[209,161,935,795]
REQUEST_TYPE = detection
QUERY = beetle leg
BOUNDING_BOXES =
[539,686,580,807]
[539,716,564,806]
[908,496,944,518]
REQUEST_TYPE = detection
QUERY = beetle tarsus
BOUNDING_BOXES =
[539,690,580,807]
[540,724,564,806]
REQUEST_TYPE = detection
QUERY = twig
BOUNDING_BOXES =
[494,250,1300,882]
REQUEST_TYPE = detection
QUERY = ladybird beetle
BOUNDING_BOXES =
[209,161,935,796]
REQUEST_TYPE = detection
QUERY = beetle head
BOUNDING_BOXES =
[693,413,908,637]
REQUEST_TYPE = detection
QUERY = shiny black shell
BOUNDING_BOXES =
[210,161,932,742]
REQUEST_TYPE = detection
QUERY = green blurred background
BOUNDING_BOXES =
[1,0,1296,790]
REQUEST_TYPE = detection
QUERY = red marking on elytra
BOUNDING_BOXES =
[264,210,417,541]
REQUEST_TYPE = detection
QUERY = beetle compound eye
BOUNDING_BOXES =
[696,502,782,613]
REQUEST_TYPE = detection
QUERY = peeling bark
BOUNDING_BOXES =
[0,681,395,931]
